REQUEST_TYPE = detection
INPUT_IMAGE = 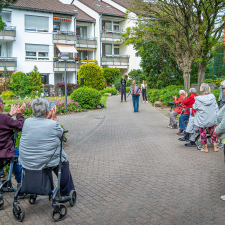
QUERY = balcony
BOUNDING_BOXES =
[76,36,97,49]
[0,26,16,41]
[101,55,129,68]
[53,31,76,44]
[53,59,98,72]
[101,30,124,42]
[0,57,17,71]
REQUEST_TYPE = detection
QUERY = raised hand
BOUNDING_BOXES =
[9,104,17,116]
[17,103,26,114]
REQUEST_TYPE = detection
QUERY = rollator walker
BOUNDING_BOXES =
[13,130,77,222]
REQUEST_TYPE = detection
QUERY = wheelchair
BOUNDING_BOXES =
[195,130,224,150]
[0,130,21,210]
[12,130,77,222]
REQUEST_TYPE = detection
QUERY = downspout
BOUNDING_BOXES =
[74,15,77,84]
[99,13,102,68]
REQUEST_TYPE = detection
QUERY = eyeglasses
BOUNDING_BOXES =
[0,102,5,105]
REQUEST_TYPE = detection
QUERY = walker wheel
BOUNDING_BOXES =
[0,198,4,210]
[28,195,37,204]
[13,202,25,222]
[69,190,76,206]
[51,203,67,221]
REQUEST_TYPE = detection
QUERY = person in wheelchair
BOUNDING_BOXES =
[168,90,185,129]
[0,97,26,186]
[177,88,197,135]
[19,98,75,200]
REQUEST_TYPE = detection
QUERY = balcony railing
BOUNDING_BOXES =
[0,26,16,41]
[101,30,125,41]
[101,55,129,66]
[76,36,97,48]
[53,59,98,71]
[53,31,76,44]
[0,57,17,71]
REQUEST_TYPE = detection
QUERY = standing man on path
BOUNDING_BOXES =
[121,76,126,102]
[127,80,141,112]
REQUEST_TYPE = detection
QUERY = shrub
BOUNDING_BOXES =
[78,63,105,90]
[126,87,130,93]
[211,89,220,104]
[70,87,101,109]
[1,90,14,100]
[100,88,117,95]
[103,68,121,85]
[126,79,133,87]
[148,85,183,106]
[55,82,79,96]
[29,66,42,94]
[9,72,31,97]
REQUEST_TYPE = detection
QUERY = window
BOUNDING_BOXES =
[114,44,120,55]
[102,21,112,31]
[53,22,60,31]
[25,44,49,60]
[102,44,112,55]
[77,51,88,60]
[113,22,119,31]
[76,26,87,37]
[25,15,49,32]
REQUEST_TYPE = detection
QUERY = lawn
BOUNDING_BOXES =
[100,95,108,108]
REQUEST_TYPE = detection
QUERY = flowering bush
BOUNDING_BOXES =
[22,99,83,116]
[55,82,79,96]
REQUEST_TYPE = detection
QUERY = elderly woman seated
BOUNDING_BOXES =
[177,88,197,135]
[168,90,185,129]
[19,98,75,198]
[0,97,26,186]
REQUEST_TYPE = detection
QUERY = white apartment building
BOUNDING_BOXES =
[0,0,140,85]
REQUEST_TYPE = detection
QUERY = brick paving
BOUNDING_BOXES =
[2,95,225,224]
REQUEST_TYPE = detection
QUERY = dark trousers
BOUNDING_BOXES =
[179,114,189,130]
[132,95,139,112]
[142,89,147,101]
[121,90,126,101]
[53,161,75,196]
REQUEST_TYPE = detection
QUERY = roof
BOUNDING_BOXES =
[10,0,77,15]
[78,0,125,17]
[67,5,95,22]
[111,0,133,9]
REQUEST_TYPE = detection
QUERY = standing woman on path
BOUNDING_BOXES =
[120,76,126,102]
[127,80,141,112]
[141,80,148,103]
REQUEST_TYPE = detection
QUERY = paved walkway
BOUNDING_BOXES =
[2,95,225,225]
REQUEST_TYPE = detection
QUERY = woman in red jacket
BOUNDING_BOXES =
[168,90,185,129]
[177,88,197,135]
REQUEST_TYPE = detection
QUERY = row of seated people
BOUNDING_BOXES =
[0,97,75,199]
[168,83,225,153]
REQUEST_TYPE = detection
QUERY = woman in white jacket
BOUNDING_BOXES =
[141,80,148,103]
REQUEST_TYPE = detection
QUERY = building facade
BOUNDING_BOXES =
[0,0,140,85]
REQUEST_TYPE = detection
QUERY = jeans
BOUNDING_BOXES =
[179,114,190,130]
[132,95,139,112]
[142,89,147,101]
[121,90,126,101]
[170,111,178,125]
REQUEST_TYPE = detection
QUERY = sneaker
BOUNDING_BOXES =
[146,101,148,103]
[171,123,178,129]
[167,124,172,128]
[221,195,225,201]
[143,101,145,103]
[185,142,196,147]
[121,101,123,103]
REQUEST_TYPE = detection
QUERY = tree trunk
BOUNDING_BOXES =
[197,61,207,93]
[183,58,192,92]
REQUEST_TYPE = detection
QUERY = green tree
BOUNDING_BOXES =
[28,65,42,94]
[78,63,105,90]
[125,0,225,91]
[103,67,121,85]
[128,69,145,83]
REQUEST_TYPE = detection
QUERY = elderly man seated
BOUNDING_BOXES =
[19,98,75,198]
[0,97,26,186]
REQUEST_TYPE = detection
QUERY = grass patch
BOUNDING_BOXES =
[100,95,108,108]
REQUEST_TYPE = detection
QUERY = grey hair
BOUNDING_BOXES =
[189,88,196,94]
[200,83,211,94]
[179,90,185,95]
[31,98,48,117]
[0,97,3,104]
[221,80,225,87]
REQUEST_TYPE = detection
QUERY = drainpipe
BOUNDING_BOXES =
[74,15,77,84]
[99,13,102,68]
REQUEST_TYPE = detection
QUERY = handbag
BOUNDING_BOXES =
[20,169,54,195]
